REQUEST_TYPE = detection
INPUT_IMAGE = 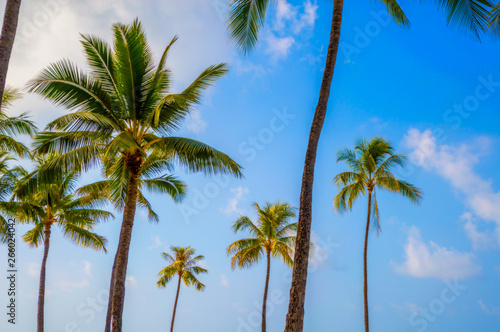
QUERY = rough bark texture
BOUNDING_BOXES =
[104,252,118,332]
[364,192,372,332]
[111,154,142,332]
[37,224,51,332]
[262,251,271,332]
[0,0,21,111]
[170,275,182,332]
[284,1,344,331]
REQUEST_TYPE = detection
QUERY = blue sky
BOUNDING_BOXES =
[1,0,500,331]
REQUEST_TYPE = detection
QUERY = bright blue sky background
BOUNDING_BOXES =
[1,0,500,331]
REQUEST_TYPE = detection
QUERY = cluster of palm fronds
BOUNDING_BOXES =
[0,20,244,332]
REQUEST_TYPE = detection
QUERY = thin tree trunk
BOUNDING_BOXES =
[111,155,142,332]
[170,275,182,332]
[284,1,344,331]
[37,224,51,332]
[364,192,372,332]
[262,251,271,332]
[104,251,118,332]
[0,0,21,110]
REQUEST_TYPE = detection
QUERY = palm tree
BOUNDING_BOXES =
[75,156,186,332]
[227,202,297,332]
[333,137,422,332]
[27,20,243,331]
[0,0,22,111]
[0,151,21,242]
[156,246,207,332]
[0,157,111,332]
[227,1,489,330]
[1,86,37,157]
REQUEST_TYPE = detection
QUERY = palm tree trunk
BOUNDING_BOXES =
[262,252,271,332]
[170,275,182,332]
[104,252,118,332]
[363,191,372,332]
[0,0,21,111]
[284,0,344,331]
[111,155,142,332]
[37,224,51,332]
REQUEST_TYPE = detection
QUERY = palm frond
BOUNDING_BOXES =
[227,0,271,54]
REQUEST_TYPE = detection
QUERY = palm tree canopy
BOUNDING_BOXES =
[0,86,37,158]
[0,156,112,251]
[227,201,297,269]
[333,137,422,233]
[157,246,208,291]
[227,0,492,53]
[75,152,187,223]
[27,19,242,187]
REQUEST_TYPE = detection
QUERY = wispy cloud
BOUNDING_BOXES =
[57,261,93,293]
[126,276,138,288]
[186,108,207,134]
[265,34,295,61]
[221,187,249,216]
[478,300,500,316]
[265,0,318,61]
[220,274,229,287]
[404,129,500,249]
[148,236,164,250]
[27,262,40,278]
[393,226,481,279]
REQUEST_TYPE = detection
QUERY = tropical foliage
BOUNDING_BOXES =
[26,19,242,331]
[227,201,297,332]
[0,156,111,332]
[157,246,207,332]
[333,137,422,332]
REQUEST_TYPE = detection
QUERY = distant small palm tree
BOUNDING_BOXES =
[333,137,422,332]
[0,86,36,157]
[156,246,207,332]
[227,201,297,332]
[0,156,112,332]
[76,156,186,331]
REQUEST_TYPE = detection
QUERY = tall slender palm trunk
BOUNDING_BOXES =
[284,1,344,331]
[0,0,21,110]
[170,274,182,332]
[37,224,51,332]
[262,251,271,332]
[104,252,118,332]
[363,192,372,332]
[111,155,142,332]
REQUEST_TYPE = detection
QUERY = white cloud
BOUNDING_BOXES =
[27,262,40,278]
[273,0,318,33]
[393,226,481,279]
[57,260,93,292]
[478,300,500,316]
[404,129,500,249]
[221,187,249,216]
[5,0,233,127]
[126,276,138,288]
[186,108,207,134]
[275,0,298,32]
[220,274,229,287]
[264,0,317,61]
[462,213,495,250]
[293,1,319,34]
[148,236,164,250]
[82,261,92,277]
[265,33,295,61]
[309,231,340,270]
[59,279,90,293]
